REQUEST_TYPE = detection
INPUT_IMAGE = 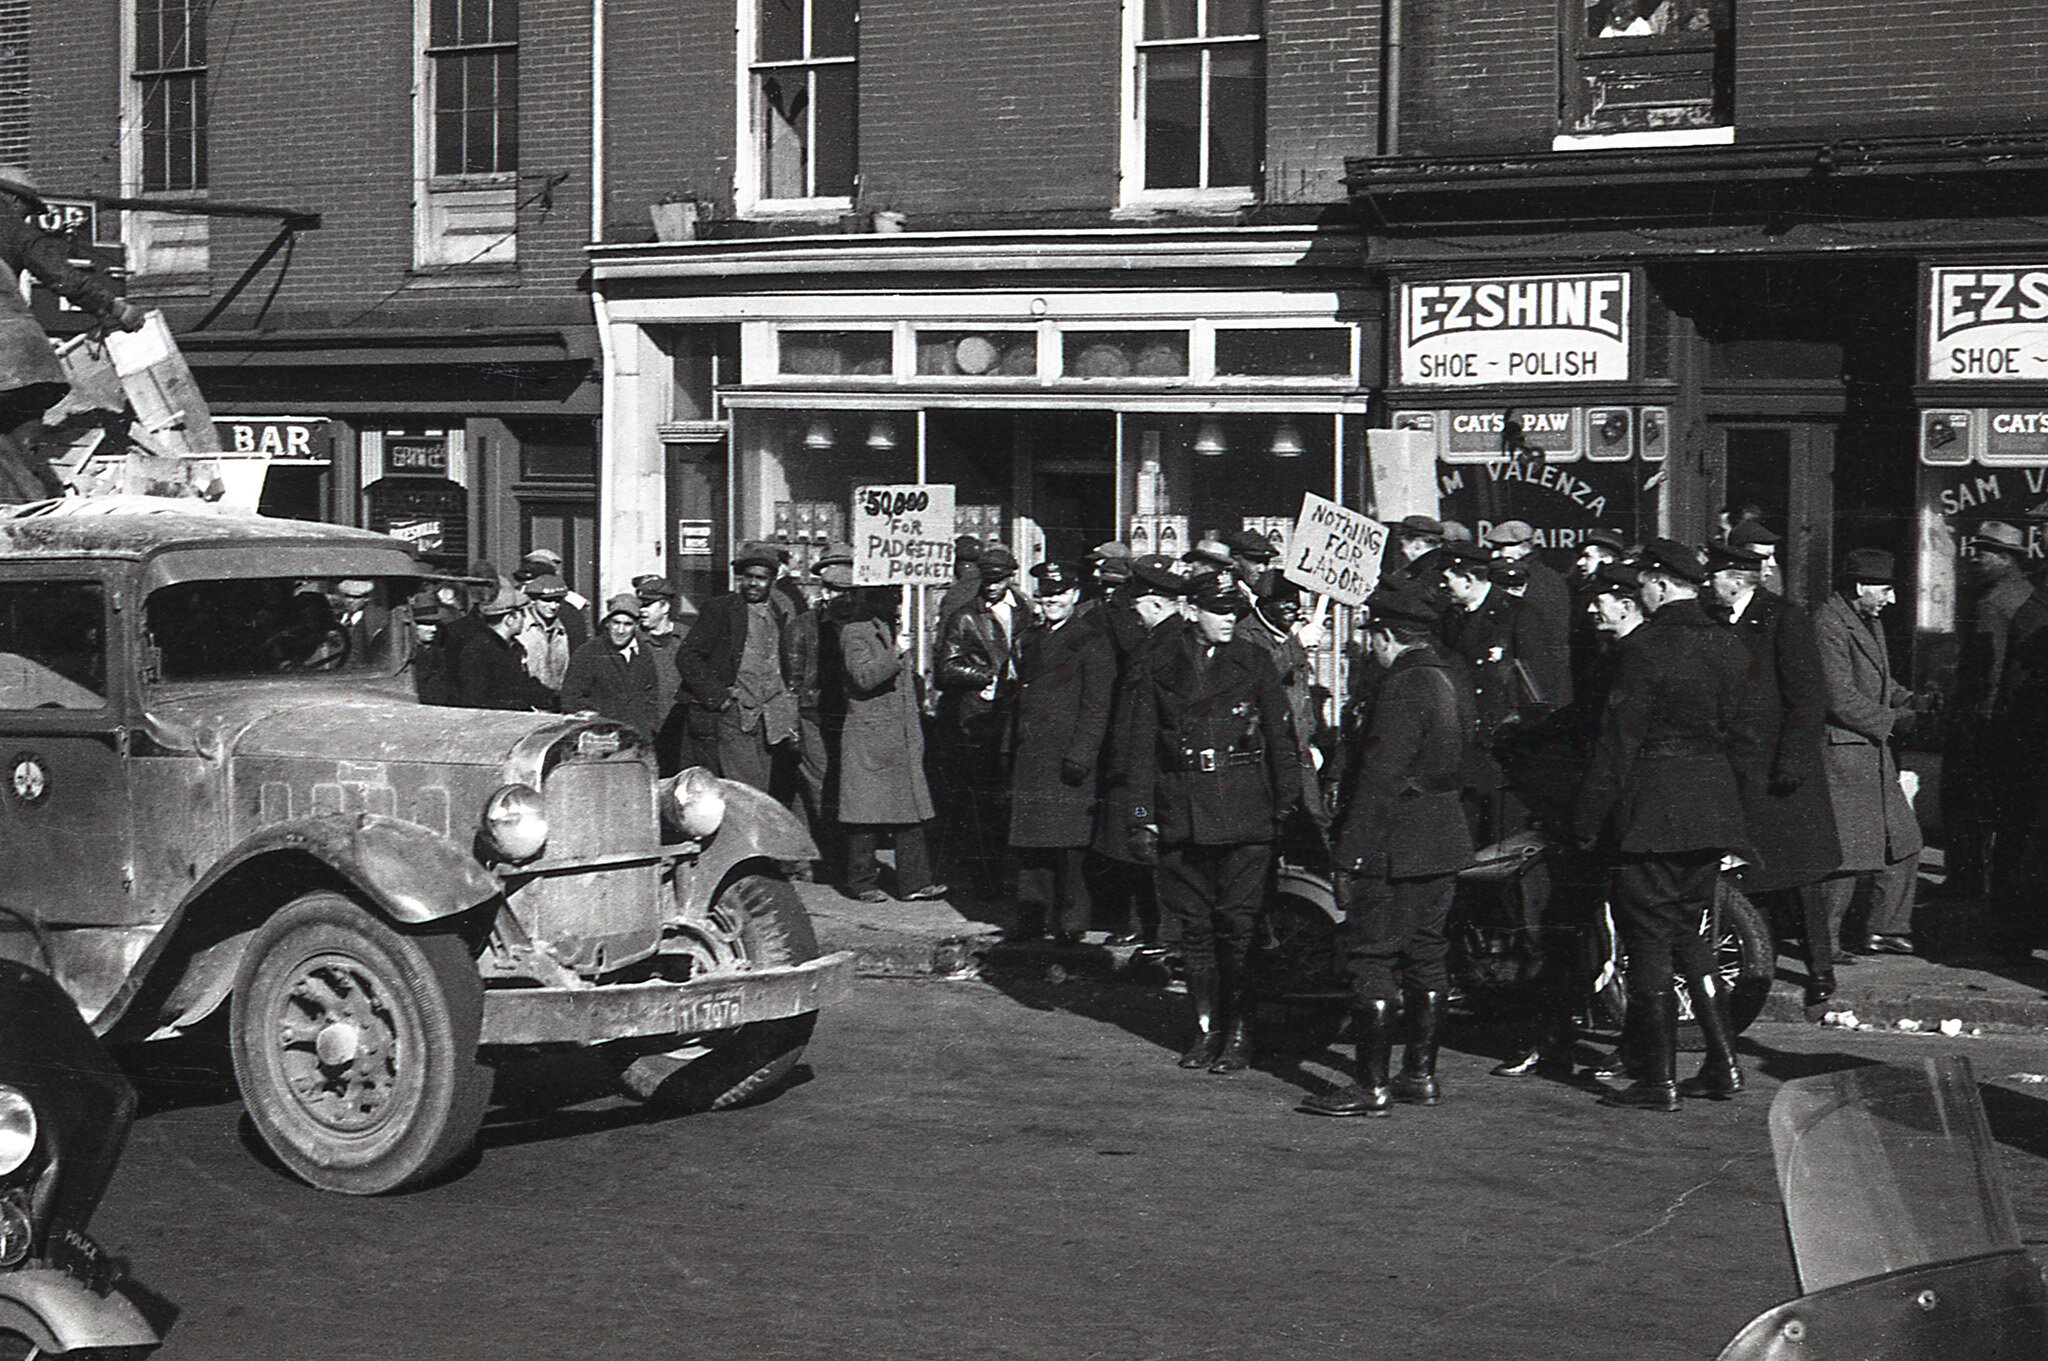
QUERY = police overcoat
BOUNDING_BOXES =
[1332,644,1476,880]
[1093,615,1186,862]
[1814,594,1923,871]
[1444,586,1526,740]
[1573,597,1759,859]
[1125,631,1298,847]
[1008,614,1115,848]
[1723,590,1842,892]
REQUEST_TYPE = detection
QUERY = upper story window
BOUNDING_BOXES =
[415,0,517,268]
[1127,0,1264,203]
[1562,0,1733,142]
[134,0,206,192]
[745,0,857,209]
[429,0,518,176]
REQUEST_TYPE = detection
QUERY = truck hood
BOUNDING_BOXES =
[145,685,629,772]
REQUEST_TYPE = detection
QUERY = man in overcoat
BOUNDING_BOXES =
[1574,541,1759,1111]
[1126,576,1300,1073]
[837,587,946,903]
[1707,541,1844,1007]
[1008,562,1116,943]
[561,595,662,741]
[1813,549,1921,957]
[632,575,686,774]
[1944,522,2031,902]
[1484,519,1573,712]
[455,583,562,713]
[1439,543,1527,745]
[674,542,800,792]
[1302,580,1476,1118]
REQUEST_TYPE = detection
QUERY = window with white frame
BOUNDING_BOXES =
[746,0,857,208]
[1129,0,1264,199]
[416,0,517,268]
[124,0,208,278]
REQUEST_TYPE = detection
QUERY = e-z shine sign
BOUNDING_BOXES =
[1927,267,2048,381]
[1398,274,1631,387]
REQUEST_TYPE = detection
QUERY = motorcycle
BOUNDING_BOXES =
[1719,1056,2047,1359]
[0,958,159,1359]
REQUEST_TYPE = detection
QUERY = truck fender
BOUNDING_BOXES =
[676,775,820,908]
[193,812,501,926]
[0,1267,159,1353]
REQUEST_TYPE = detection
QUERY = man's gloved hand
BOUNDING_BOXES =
[1769,770,1803,796]
[1060,758,1090,787]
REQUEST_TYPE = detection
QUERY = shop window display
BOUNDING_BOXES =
[778,329,893,376]
[1061,330,1189,379]
[915,330,1038,378]
[1213,327,1353,379]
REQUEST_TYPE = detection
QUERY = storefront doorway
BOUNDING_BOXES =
[1716,421,1835,608]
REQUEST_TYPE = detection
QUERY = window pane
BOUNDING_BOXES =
[136,0,162,69]
[916,330,1037,376]
[759,0,803,63]
[1145,0,1197,40]
[459,0,490,44]
[1214,327,1350,378]
[1207,45,1262,188]
[1142,49,1200,189]
[1061,330,1188,378]
[492,0,517,44]
[812,62,856,196]
[1208,0,1261,36]
[430,0,459,45]
[496,57,517,170]
[0,583,104,709]
[812,0,856,60]
[166,79,192,189]
[759,73,809,199]
[183,0,204,64]
[778,330,892,376]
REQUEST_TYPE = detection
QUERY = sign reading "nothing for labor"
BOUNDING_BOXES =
[1399,273,1631,387]
[1283,492,1386,607]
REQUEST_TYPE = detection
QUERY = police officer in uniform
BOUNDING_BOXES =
[1126,576,1299,1073]
[1574,541,1760,1111]
[1302,579,1476,1117]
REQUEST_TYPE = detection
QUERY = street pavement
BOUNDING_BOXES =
[97,974,2048,1361]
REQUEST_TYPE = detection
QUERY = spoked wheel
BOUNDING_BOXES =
[617,874,821,1111]
[1246,890,1348,1055]
[230,892,491,1195]
[1589,879,1776,1049]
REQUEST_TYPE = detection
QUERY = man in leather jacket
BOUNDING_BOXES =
[936,545,1021,901]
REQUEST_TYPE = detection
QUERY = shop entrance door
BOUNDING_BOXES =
[1716,422,1835,609]
[1030,461,1117,565]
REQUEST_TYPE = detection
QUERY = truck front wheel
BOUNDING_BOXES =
[618,873,820,1111]
[229,891,492,1195]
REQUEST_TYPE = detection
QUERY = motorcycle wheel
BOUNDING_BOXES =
[229,891,491,1195]
[0,1332,154,1360]
[1585,880,1776,1050]
[1245,890,1348,1055]
[617,873,819,1111]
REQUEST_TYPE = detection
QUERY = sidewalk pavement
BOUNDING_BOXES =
[802,882,2048,1031]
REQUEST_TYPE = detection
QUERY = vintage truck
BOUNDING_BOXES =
[0,497,851,1194]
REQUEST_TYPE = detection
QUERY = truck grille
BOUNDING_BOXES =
[543,758,658,861]
[505,758,662,975]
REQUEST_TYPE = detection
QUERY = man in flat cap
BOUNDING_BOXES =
[1386,516,1446,586]
[1304,579,1475,1117]
[674,542,801,793]
[1125,575,1300,1074]
[1006,562,1116,944]
[455,583,562,712]
[1574,540,1758,1111]
[1484,519,1572,712]
[562,594,662,742]
[1093,556,1192,948]
[514,573,576,699]
[1727,520,1783,595]
[1813,548,1921,960]
[1081,541,1145,658]
[939,535,986,638]
[1945,522,2032,902]
[632,575,687,773]
[515,548,591,638]
[937,544,1023,900]
[786,542,857,858]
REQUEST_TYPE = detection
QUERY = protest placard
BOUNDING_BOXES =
[852,483,957,586]
[1282,491,1387,607]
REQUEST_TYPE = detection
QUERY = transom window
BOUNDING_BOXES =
[134,0,206,192]
[750,0,857,203]
[1135,0,1264,193]
[429,0,518,177]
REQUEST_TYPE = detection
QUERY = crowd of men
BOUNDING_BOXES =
[410,512,1959,1119]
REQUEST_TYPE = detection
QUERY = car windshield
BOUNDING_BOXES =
[145,577,413,680]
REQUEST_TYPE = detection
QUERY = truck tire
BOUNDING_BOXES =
[229,891,491,1195]
[618,873,820,1111]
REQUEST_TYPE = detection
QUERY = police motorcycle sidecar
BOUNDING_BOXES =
[1718,1057,2048,1361]
[0,956,159,1359]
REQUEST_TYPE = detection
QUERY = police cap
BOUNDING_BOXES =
[1638,539,1709,585]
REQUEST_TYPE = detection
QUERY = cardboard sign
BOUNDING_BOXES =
[1283,492,1386,607]
[852,483,956,586]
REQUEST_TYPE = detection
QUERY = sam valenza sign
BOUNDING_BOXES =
[1398,274,1631,387]
[1282,493,1386,608]
[1927,267,2048,381]
[851,484,956,586]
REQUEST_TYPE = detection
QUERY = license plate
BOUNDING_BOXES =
[674,989,744,1033]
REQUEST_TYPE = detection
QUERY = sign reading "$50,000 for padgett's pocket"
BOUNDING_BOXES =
[852,484,957,586]
[1398,274,1631,387]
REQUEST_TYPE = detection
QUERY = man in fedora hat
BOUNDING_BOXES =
[0,166,145,500]
[1814,548,1921,960]
[1945,521,2033,900]
[675,542,801,793]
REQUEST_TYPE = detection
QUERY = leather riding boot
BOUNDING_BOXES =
[1600,986,1679,1111]
[1210,948,1253,1073]
[1676,973,1744,1100]
[1300,998,1397,1117]
[1391,988,1443,1105]
[1177,968,1225,1069]
[1494,979,1576,1078]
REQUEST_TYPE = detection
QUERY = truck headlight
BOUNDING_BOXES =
[481,783,549,863]
[663,767,726,841]
[0,1087,36,1177]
